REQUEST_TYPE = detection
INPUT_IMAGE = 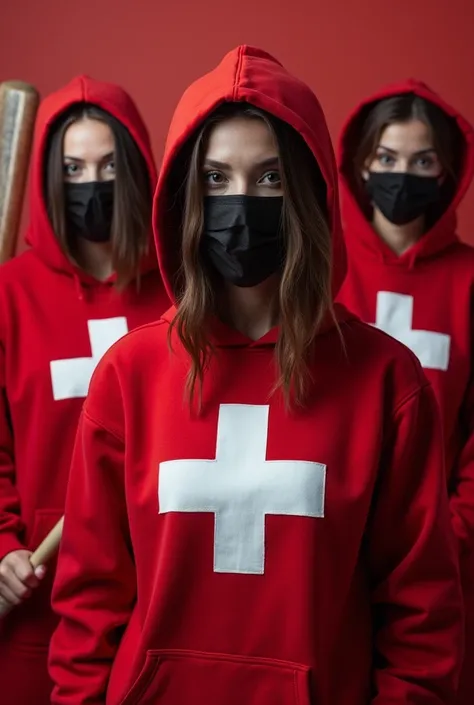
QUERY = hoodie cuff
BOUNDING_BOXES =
[0,533,26,563]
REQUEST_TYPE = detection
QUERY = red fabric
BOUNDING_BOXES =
[50,48,463,705]
[0,76,168,704]
[336,79,474,705]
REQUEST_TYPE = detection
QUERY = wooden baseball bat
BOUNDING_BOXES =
[0,80,39,263]
[0,516,64,618]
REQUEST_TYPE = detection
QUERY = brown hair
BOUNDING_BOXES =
[45,103,151,288]
[350,93,464,216]
[167,102,334,409]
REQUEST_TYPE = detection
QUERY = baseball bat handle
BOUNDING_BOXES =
[0,516,64,618]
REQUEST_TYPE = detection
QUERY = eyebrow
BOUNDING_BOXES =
[63,151,115,163]
[377,146,436,157]
[203,157,279,169]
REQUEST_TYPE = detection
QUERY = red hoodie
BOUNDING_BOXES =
[50,49,462,705]
[337,81,474,705]
[0,76,167,702]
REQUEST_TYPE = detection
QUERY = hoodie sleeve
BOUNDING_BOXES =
[0,340,26,560]
[368,381,463,705]
[49,362,135,705]
[448,359,474,555]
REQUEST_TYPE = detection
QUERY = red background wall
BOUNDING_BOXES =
[1,0,474,243]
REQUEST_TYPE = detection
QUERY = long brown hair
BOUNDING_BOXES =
[350,93,464,217]
[45,103,151,288]
[168,102,334,409]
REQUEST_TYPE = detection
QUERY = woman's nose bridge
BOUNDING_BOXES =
[227,173,255,196]
[84,162,101,182]
[395,157,410,173]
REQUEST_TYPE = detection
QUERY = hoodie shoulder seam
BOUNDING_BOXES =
[349,318,429,379]
[82,407,125,443]
[348,319,433,416]
[126,317,169,336]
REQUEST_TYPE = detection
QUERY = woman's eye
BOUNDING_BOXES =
[377,154,394,166]
[104,160,116,172]
[260,170,282,186]
[63,163,79,176]
[204,170,226,185]
[415,157,433,169]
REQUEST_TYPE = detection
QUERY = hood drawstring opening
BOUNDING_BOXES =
[73,273,84,301]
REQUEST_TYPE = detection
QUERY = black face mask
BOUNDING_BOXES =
[202,195,284,288]
[365,172,440,226]
[65,181,114,242]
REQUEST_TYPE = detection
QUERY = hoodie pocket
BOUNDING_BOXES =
[119,649,312,705]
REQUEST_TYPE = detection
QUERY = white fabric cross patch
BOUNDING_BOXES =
[159,403,326,574]
[375,291,450,370]
[50,317,128,400]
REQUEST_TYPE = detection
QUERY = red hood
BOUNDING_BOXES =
[25,75,158,282]
[339,79,474,265]
[153,45,347,319]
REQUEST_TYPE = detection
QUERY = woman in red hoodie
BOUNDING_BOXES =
[337,81,474,704]
[50,49,463,705]
[0,77,168,704]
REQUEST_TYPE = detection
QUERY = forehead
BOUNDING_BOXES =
[63,118,114,156]
[204,116,278,160]
[379,119,434,153]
